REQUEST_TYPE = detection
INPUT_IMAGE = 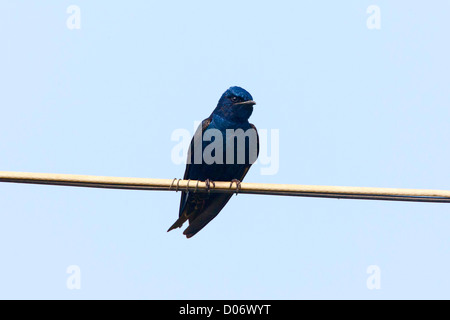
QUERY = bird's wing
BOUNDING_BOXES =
[182,193,233,238]
[181,124,259,238]
[250,123,260,161]
[167,118,211,232]
[168,122,260,237]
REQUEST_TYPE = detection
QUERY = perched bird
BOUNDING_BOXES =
[168,86,259,238]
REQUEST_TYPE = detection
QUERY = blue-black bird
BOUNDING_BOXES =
[168,86,259,238]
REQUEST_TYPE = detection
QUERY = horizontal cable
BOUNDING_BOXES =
[0,171,450,203]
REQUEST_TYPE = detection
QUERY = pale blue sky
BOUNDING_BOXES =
[1,1,449,299]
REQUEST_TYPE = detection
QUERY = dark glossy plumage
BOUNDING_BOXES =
[168,86,259,238]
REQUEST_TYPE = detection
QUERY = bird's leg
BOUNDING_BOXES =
[205,179,215,195]
[230,179,242,196]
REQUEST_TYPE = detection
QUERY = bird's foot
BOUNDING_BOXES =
[169,178,181,192]
[205,179,215,194]
[230,179,242,195]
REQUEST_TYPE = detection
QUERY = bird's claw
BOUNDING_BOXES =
[230,179,242,196]
[205,179,215,195]
[170,178,181,192]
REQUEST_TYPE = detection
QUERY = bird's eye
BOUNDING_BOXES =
[231,97,239,103]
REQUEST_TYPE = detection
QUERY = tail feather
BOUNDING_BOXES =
[182,194,233,238]
[167,214,189,232]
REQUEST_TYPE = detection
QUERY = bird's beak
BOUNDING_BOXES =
[234,100,256,106]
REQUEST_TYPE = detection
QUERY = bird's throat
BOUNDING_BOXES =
[210,113,250,130]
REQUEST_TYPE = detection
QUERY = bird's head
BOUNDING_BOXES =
[213,86,256,123]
